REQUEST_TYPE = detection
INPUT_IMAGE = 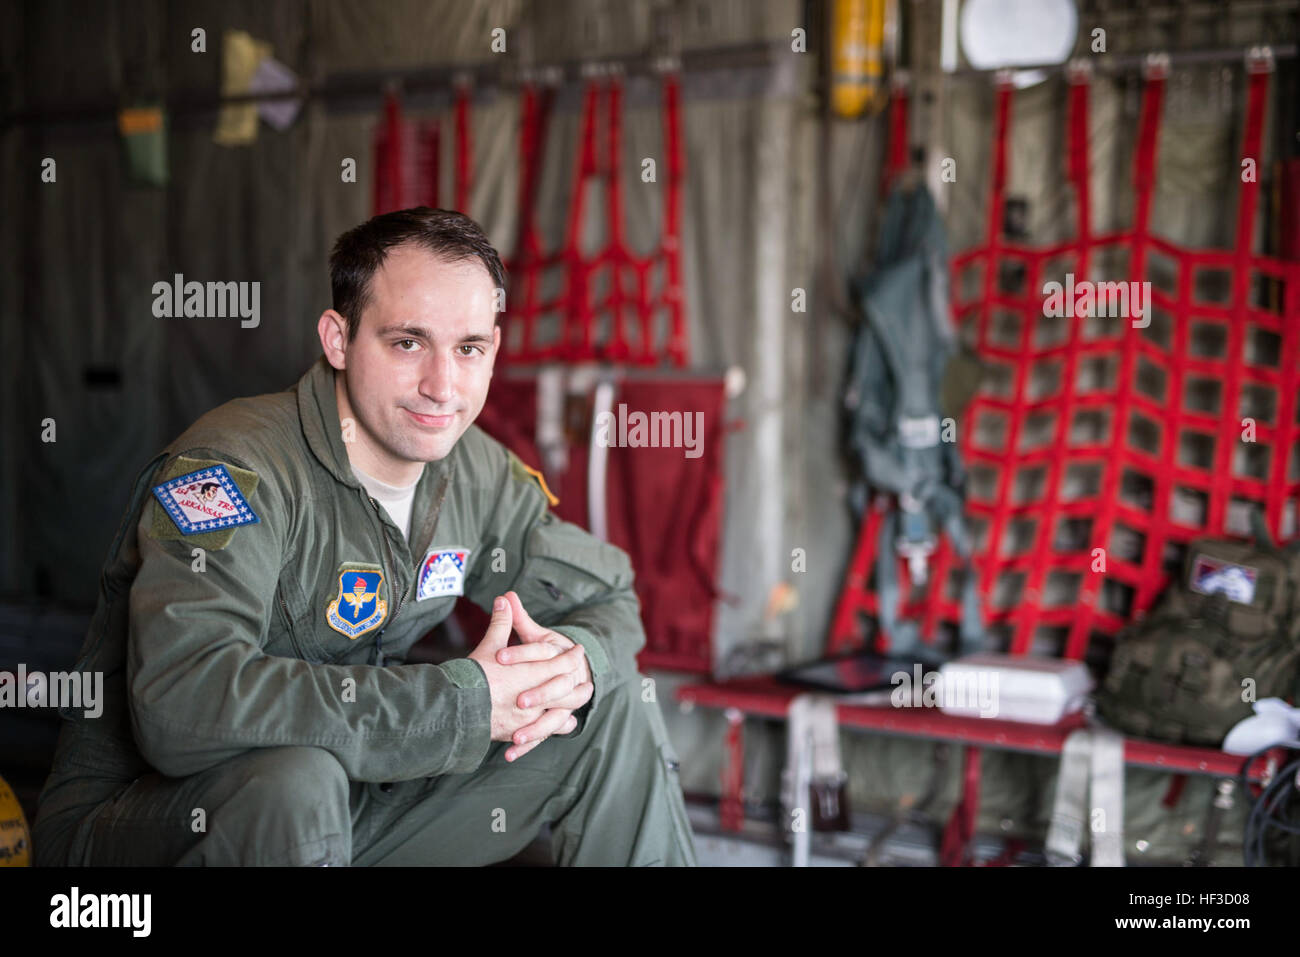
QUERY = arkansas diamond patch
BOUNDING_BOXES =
[151,464,260,536]
[417,548,470,600]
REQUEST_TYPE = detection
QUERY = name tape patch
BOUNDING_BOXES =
[152,464,260,536]
[418,548,470,601]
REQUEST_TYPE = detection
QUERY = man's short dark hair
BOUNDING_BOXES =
[329,207,507,341]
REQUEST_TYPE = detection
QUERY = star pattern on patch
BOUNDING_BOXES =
[151,464,260,536]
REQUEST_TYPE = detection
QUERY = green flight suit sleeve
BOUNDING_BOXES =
[126,449,492,782]
[464,448,647,733]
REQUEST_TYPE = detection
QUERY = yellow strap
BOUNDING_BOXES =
[118,107,163,136]
[522,462,559,508]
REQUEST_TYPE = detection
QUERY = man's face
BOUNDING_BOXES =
[332,245,500,468]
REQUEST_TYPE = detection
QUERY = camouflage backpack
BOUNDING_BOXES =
[1097,522,1300,748]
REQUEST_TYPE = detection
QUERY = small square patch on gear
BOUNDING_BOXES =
[1189,554,1257,605]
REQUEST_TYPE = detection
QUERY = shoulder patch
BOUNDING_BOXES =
[149,456,261,551]
[508,453,559,508]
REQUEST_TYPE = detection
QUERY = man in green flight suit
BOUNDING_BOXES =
[33,207,698,866]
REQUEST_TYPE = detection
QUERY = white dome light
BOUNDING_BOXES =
[960,0,1079,72]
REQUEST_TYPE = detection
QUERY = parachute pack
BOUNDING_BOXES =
[1096,512,1300,747]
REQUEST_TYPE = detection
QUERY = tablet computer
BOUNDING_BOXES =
[776,650,942,695]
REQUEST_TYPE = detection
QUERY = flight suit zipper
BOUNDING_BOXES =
[363,464,452,666]
[369,496,407,665]
[275,583,310,660]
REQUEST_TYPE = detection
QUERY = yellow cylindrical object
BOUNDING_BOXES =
[0,775,31,866]
[831,0,887,119]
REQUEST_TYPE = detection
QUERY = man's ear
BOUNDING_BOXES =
[318,309,350,370]
[489,323,502,375]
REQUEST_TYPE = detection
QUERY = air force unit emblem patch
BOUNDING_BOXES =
[152,464,260,535]
[326,569,388,639]
[417,548,470,600]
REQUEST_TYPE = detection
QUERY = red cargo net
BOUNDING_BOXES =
[503,74,689,367]
[371,84,472,217]
[372,75,687,364]
[831,57,1299,661]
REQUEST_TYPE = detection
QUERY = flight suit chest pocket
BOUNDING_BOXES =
[269,576,317,661]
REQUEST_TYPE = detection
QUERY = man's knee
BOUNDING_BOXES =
[220,746,349,808]
[586,671,647,727]
[582,673,666,749]
[32,806,82,867]
[193,746,351,866]
[571,674,683,791]
[550,674,698,865]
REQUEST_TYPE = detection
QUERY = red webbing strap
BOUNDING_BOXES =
[1139,66,1187,651]
[828,503,884,651]
[1210,66,1271,536]
[1084,67,1166,643]
[1060,67,1092,655]
[662,73,689,367]
[558,81,600,361]
[939,745,982,866]
[1161,774,1187,809]
[372,91,403,215]
[455,83,472,214]
[1009,68,1095,657]
[421,121,440,209]
[1132,69,1165,236]
[921,535,954,645]
[507,83,553,363]
[1273,235,1300,540]
[721,710,746,832]
[604,77,633,362]
[974,77,1015,644]
[883,80,909,193]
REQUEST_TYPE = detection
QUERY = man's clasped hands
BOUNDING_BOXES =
[468,591,594,762]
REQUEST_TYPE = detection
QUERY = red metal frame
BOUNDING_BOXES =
[721,709,746,832]
[678,675,1281,848]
